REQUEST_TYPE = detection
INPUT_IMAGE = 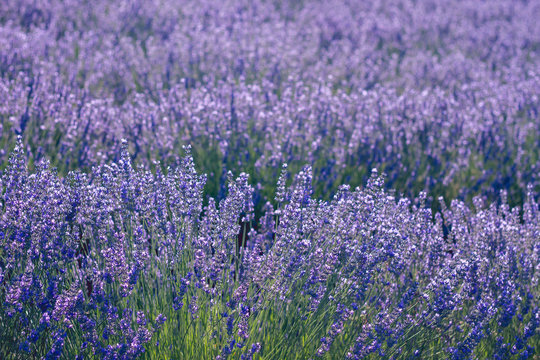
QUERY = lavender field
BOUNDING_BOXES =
[0,0,539,359]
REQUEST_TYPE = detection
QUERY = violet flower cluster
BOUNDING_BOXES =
[0,141,538,359]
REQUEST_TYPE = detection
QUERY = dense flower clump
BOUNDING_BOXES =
[0,0,539,358]
[0,141,538,359]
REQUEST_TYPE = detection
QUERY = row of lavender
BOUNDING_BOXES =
[0,141,538,359]
[0,0,539,207]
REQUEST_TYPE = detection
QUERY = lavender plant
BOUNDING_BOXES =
[0,142,538,359]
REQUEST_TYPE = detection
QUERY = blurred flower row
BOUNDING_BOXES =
[0,0,538,207]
